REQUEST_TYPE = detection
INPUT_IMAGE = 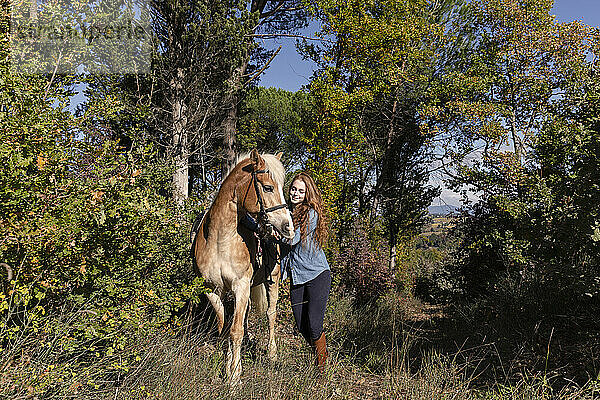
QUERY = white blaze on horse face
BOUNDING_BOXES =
[266,183,294,239]
[278,184,294,238]
[266,184,293,239]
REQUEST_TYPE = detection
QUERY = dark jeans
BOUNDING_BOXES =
[290,270,331,343]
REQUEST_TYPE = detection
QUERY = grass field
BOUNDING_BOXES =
[5,287,598,399]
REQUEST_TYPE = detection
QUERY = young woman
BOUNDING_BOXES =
[278,172,331,372]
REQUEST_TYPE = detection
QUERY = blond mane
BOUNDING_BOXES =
[228,152,286,188]
[202,153,286,208]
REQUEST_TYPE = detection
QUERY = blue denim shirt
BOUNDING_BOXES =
[280,208,330,285]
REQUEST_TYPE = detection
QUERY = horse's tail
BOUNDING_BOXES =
[250,284,268,315]
[190,211,206,270]
[190,210,206,274]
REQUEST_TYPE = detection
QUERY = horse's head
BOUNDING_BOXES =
[242,150,294,239]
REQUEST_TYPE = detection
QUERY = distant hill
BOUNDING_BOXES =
[428,204,459,216]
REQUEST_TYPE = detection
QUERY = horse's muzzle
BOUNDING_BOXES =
[273,220,294,240]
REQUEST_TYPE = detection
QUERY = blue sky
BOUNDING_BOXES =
[552,0,600,26]
[258,1,600,92]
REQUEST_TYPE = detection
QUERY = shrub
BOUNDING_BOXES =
[335,220,394,303]
[0,72,202,396]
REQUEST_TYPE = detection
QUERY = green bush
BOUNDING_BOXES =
[0,72,202,396]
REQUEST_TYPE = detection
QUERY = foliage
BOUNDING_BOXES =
[0,66,201,395]
[237,87,309,168]
[533,72,600,293]
[402,239,459,302]
[335,220,393,303]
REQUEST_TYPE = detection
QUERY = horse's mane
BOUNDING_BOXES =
[200,153,286,210]
[228,152,285,188]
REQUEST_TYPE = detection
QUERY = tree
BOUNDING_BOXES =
[533,68,600,295]
[221,0,308,169]
[83,1,310,206]
[137,0,308,205]
[237,87,308,167]
[149,0,258,205]
[301,0,451,266]
[429,0,600,296]
[431,0,590,203]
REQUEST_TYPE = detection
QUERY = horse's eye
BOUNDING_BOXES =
[263,185,274,193]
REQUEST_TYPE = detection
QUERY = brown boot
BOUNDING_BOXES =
[313,332,328,373]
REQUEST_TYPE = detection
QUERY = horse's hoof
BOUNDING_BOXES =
[268,351,278,362]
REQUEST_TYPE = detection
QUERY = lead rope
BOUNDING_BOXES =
[254,230,280,285]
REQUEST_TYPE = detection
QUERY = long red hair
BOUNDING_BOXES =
[290,172,328,248]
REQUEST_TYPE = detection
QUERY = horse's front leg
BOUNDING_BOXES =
[226,277,250,385]
[266,276,280,361]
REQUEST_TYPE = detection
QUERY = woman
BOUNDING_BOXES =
[278,172,331,372]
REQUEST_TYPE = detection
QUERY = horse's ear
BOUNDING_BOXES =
[250,149,263,167]
[275,152,283,160]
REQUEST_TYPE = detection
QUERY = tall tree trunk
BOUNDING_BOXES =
[389,227,397,271]
[222,60,249,172]
[172,67,188,206]
[510,108,524,199]
[382,98,400,270]
[221,0,302,171]
[200,131,207,193]
[223,95,238,171]
[222,0,269,171]
[371,98,398,222]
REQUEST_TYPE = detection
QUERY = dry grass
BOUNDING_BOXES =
[2,291,599,399]
[112,327,471,400]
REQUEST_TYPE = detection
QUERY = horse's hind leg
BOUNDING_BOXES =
[266,278,280,361]
[206,292,225,335]
[226,277,250,385]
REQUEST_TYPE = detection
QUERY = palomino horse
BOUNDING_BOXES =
[191,150,294,384]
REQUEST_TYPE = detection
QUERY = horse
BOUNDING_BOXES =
[191,150,294,384]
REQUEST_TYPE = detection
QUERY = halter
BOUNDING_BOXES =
[250,168,286,285]
[251,169,288,221]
